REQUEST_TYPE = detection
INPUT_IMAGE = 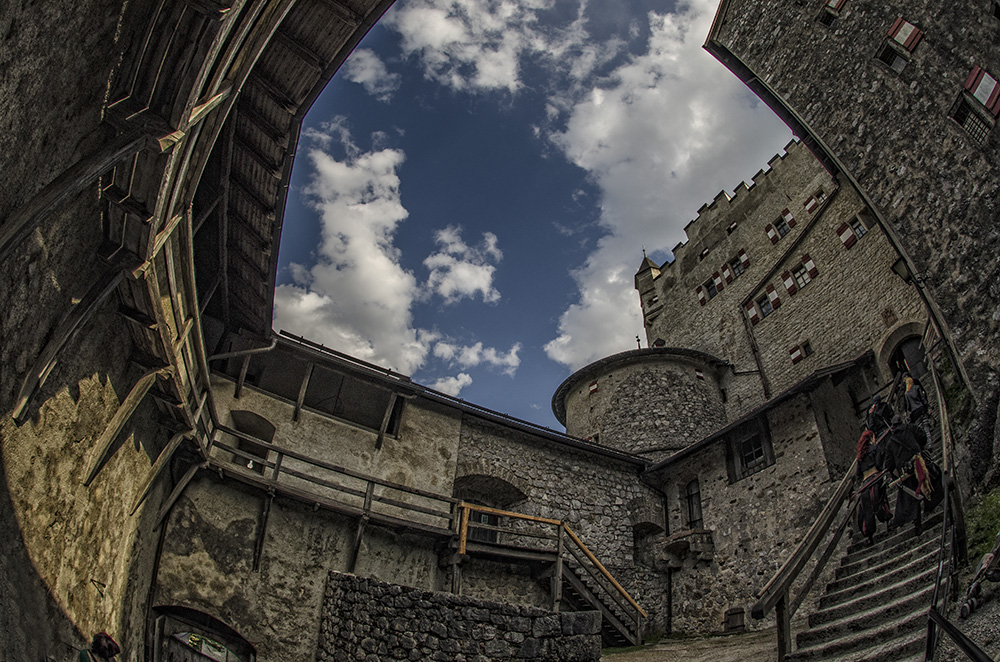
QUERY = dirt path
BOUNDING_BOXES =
[602,629,777,662]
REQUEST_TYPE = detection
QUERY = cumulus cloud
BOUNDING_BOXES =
[433,341,521,376]
[430,373,474,396]
[424,226,503,304]
[343,48,402,101]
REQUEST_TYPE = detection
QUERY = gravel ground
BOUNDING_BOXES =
[601,629,778,662]
[935,584,1000,661]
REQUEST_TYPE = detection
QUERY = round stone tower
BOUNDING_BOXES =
[552,348,729,459]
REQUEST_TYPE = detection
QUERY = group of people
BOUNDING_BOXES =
[855,374,942,546]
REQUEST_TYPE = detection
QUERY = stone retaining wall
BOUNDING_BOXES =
[318,573,602,662]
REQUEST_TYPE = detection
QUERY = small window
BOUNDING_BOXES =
[725,417,775,482]
[814,189,828,204]
[877,42,908,73]
[951,96,992,145]
[704,278,719,299]
[851,216,868,239]
[817,9,837,26]
[729,255,746,278]
[802,341,814,357]
[993,0,1000,19]
[684,479,703,530]
[792,264,812,289]
[469,509,500,544]
[775,217,791,237]
[756,294,773,318]
[648,295,659,306]
[699,247,710,261]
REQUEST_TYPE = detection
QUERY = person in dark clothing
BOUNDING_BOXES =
[881,415,933,536]
[903,374,932,442]
[855,429,891,545]
[80,633,120,662]
[866,394,893,437]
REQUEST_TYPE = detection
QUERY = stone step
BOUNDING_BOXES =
[791,602,928,660]
[809,566,937,627]
[845,509,943,557]
[838,523,941,580]
[797,583,932,650]
[787,628,924,662]
[822,545,939,606]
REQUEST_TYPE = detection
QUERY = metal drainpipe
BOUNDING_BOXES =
[207,336,278,362]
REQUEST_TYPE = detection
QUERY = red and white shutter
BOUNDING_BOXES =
[589,380,598,395]
[888,18,923,52]
[722,263,733,284]
[713,271,724,292]
[697,286,706,306]
[802,254,819,279]
[836,222,857,249]
[765,224,778,244]
[782,208,796,228]
[738,249,750,269]
[804,196,819,213]
[826,0,846,10]
[695,369,705,381]
[766,283,781,309]
[790,346,803,364]
[965,66,1000,116]
[781,270,798,295]
[727,221,738,233]
[745,300,759,325]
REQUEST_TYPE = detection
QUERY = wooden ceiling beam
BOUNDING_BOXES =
[230,173,277,217]
[233,133,283,177]
[248,73,298,114]
[237,104,289,148]
[316,0,364,26]
[275,30,326,71]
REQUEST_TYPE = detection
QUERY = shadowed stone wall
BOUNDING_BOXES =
[318,573,602,662]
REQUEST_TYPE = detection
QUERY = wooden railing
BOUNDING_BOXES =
[457,502,646,645]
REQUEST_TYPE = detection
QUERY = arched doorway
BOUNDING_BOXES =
[151,606,256,662]
[887,335,927,380]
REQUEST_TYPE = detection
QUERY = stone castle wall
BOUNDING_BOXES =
[711,0,1000,485]
[318,573,602,662]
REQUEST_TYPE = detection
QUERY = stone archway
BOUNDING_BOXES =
[876,321,927,381]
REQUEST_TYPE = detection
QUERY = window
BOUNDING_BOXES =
[684,479,703,530]
[814,189,828,205]
[802,341,814,357]
[469,509,500,543]
[876,42,908,73]
[994,0,1000,19]
[756,294,773,318]
[775,216,791,237]
[729,255,746,278]
[725,417,775,482]
[792,264,812,289]
[703,278,719,299]
[951,96,992,145]
[817,9,837,27]
[851,216,868,239]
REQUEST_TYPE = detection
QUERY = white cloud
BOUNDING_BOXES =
[430,372,474,395]
[343,48,402,101]
[423,226,503,304]
[433,340,521,376]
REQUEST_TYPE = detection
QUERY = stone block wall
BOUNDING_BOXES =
[711,0,1000,485]
[318,573,602,662]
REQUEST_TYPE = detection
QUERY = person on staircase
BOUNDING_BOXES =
[865,394,894,438]
[855,429,891,546]
[903,374,932,443]
[881,415,935,536]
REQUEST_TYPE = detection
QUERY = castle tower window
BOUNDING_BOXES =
[876,42,908,73]
[802,341,814,357]
[756,293,773,318]
[817,9,837,27]
[774,216,791,238]
[792,264,812,289]
[703,278,719,299]
[950,96,992,144]
[684,479,703,530]
[850,216,868,239]
[725,417,775,482]
[888,18,924,52]
[729,255,746,279]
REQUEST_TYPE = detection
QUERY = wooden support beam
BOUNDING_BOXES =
[248,73,297,114]
[316,0,364,26]
[0,129,146,263]
[130,428,195,515]
[133,213,184,275]
[252,492,274,572]
[237,105,289,147]
[199,273,221,314]
[187,82,232,128]
[193,188,224,235]
[84,367,167,486]
[347,482,375,573]
[230,174,276,217]
[375,392,398,450]
[233,133,282,177]
[274,30,326,71]
[119,304,158,330]
[102,184,155,224]
[13,269,127,424]
[293,363,314,422]
[154,461,206,529]
[104,103,185,153]
[552,526,565,612]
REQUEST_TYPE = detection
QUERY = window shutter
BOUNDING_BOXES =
[802,254,819,278]
[888,18,923,52]
[804,196,819,213]
[722,264,733,284]
[589,380,598,395]
[966,66,1000,116]
[765,224,778,244]
[836,222,857,249]
[713,271,724,292]
[827,0,846,10]
[695,369,705,381]
[745,300,759,325]
[697,286,706,306]
[766,284,781,309]
[739,249,750,269]
[790,346,803,364]
[782,208,796,228]
[781,270,798,295]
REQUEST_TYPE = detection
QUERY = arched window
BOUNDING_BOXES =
[453,474,528,545]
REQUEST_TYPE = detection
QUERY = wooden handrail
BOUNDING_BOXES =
[563,524,648,619]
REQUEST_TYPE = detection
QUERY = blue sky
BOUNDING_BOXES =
[273,0,792,429]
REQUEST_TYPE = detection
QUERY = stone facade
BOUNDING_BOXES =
[318,574,602,662]
[553,349,728,458]
[706,0,999,486]
[636,140,927,415]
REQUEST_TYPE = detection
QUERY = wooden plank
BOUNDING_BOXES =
[275,29,326,71]
[316,0,364,26]
[552,527,565,612]
[248,73,297,113]
[237,104,289,147]
[84,367,167,486]
[293,362,314,422]
[13,269,127,423]
[184,0,232,18]
[119,304,158,329]
[348,482,375,573]
[155,461,206,529]
[130,428,195,514]
[103,184,155,224]
[0,129,146,263]
[193,188,224,235]
[233,133,282,177]
[133,213,184,275]
[776,593,791,662]
[375,392,398,449]
[187,82,232,127]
